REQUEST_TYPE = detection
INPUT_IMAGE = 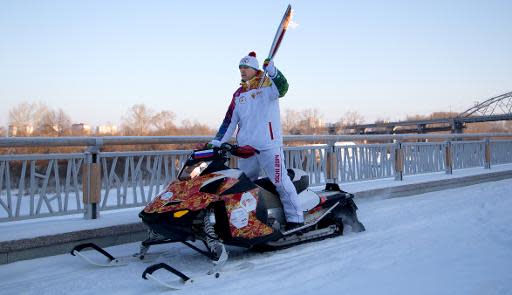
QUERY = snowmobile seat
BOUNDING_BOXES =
[254,169,309,196]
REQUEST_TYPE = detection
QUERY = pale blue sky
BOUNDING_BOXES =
[1,0,511,129]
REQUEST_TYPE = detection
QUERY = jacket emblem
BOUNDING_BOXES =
[251,91,262,99]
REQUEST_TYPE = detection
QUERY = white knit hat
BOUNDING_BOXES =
[239,51,259,70]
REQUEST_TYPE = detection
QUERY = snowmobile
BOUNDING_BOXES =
[71,143,365,289]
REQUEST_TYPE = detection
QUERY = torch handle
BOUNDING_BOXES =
[258,58,272,89]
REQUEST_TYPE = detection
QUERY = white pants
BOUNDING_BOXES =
[238,147,304,223]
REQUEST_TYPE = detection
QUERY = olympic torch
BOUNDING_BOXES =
[259,4,293,88]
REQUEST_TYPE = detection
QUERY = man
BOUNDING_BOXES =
[210,51,304,230]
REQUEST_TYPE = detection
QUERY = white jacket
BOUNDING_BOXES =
[214,69,289,151]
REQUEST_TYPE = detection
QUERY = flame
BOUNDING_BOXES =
[288,9,299,30]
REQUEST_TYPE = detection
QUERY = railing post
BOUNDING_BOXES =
[325,141,338,183]
[484,138,491,169]
[394,141,404,181]
[82,146,101,219]
[444,141,453,174]
[301,149,308,171]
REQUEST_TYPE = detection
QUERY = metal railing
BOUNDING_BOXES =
[285,145,329,185]
[335,143,395,182]
[1,133,512,221]
[402,142,446,175]
[492,140,512,165]
[452,140,486,169]
[0,153,86,220]
[98,150,189,210]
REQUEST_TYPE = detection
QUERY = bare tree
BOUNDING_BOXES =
[152,110,176,134]
[179,120,214,135]
[281,108,324,135]
[281,109,300,134]
[8,102,60,136]
[338,111,365,127]
[298,109,323,134]
[37,108,72,136]
[405,114,428,121]
[8,102,50,127]
[54,108,72,135]
[429,112,459,119]
[121,104,155,135]
[374,117,391,124]
[121,104,209,135]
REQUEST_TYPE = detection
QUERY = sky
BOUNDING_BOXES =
[1,0,511,129]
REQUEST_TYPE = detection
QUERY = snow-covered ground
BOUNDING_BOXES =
[1,178,511,294]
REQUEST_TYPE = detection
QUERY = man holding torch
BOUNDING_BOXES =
[209,51,304,230]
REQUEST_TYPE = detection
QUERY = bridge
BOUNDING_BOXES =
[340,91,512,134]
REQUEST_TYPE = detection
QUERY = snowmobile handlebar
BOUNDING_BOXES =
[219,142,259,159]
[197,142,259,160]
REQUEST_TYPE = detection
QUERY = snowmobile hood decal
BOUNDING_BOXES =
[144,172,244,214]
[224,188,274,238]
[144,174,219,214]
[143,172,274,239]
[160,191,174,201]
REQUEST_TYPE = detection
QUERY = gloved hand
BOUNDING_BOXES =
[207,140,221,148]
[263,58,277,78]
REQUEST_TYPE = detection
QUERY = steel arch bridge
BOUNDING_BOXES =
[459,91,512,117]
[339,91,512,134]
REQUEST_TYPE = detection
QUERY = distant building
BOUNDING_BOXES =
[71,123,91,135]
[307,117,323,128]
[8,124,34,136]
[96,124,118,135]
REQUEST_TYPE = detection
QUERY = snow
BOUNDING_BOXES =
[0,207,141,242]
[1,178,511,294]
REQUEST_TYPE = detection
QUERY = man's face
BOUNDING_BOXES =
[239,66,257,82]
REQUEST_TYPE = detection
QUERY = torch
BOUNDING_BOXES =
[259,4,293,88]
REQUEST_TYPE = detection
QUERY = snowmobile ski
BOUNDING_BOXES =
[142,261,255,290]
[71,242,161,267]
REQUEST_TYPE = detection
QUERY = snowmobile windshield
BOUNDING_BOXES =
[177,149,218,181]
[178,161,211,181]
